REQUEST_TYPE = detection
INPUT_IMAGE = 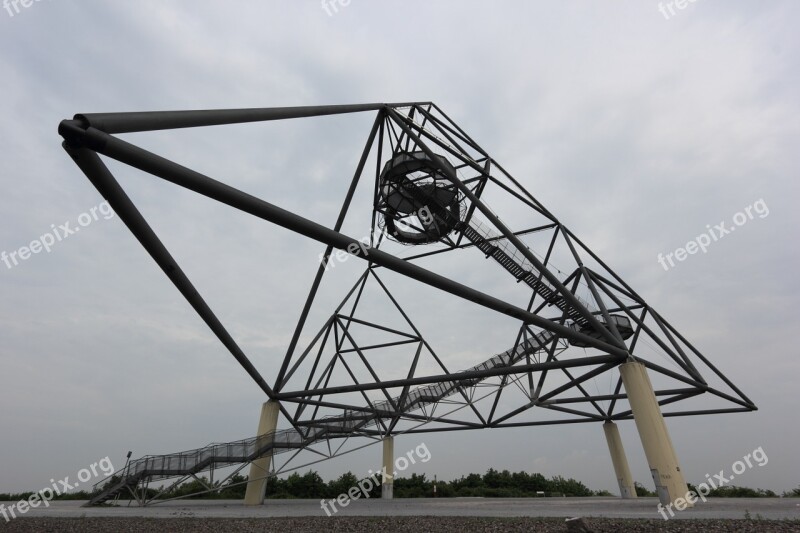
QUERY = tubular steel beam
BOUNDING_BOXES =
[650,308,756,408]
[398,224,557,263]
[662,408,757,417]
[275,354,622,399]
[61,142,277,401]
[274,110,384,391]
[58,121,629,358]
[74,102,425,134]
[639,359,752,409]
[384,107,627,352]
[541,387,700,405]
[401,419,599,434]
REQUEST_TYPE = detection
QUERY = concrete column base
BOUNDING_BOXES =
[243,400,280,506]
[603,421,637,499]
[620,361,691,507]
[381,436,394,499]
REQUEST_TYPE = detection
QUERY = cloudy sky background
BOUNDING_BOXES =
[1,0,798,495]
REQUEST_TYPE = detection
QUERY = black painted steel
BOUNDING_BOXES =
[59,102,757,507]
[74,103,422,134]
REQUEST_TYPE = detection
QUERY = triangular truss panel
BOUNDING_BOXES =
[59,102,755,463]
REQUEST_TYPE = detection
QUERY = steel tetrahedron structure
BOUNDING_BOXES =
[58,103,756,505]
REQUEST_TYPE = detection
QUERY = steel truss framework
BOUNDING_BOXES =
[58,102,756,505]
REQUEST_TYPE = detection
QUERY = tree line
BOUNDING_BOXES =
[2,471,796,502]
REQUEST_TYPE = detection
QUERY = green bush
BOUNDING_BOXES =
[25,467,781,502]
[634,482,657,497]
[782,486,800,498]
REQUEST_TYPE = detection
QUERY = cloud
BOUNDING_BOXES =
[0,0,797,495]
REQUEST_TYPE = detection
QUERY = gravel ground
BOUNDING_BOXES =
[2,517,800,532]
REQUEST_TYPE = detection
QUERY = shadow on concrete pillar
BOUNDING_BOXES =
[244,400,280,506]
[603,421,637,499]
[620,361,691,507]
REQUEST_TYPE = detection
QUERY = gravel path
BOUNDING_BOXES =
[2,517,800,532]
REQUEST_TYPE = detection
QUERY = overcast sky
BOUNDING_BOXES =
[1,1,798,497]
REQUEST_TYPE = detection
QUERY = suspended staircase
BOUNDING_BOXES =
[88,151,632,506]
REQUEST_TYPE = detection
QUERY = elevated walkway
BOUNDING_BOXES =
[89,155,632,506]
[88,327,555,505]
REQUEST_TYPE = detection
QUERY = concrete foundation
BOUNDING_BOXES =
[382,436,394,499]
[243,400,280,506]
[603,421,637,499]
[620,361,691,507]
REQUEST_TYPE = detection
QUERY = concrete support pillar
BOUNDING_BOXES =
[381,436,394,499]
[244,400,280,506]
[603,421,637,499]
[620,361,691,507]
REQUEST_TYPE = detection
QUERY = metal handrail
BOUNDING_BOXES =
[467,217,594,311]
[89,326,558,500]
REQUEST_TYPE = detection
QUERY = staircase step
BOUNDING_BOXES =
[87,220,584,507]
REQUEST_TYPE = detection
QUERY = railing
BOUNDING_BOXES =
[89,325,559,503]
[371,328,555,414]
[90,165,633,505]
[465,217,597,313]
[568,313,631,334]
